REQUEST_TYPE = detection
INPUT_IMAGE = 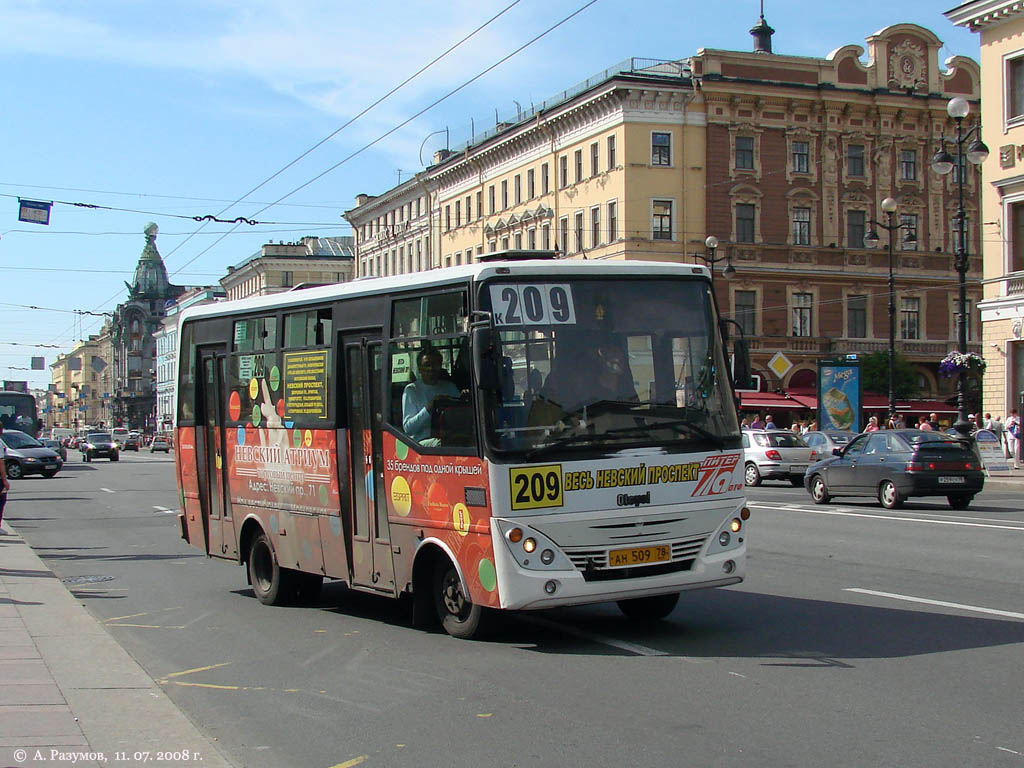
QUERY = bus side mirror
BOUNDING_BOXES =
[472,328,501,394]
[732,338,753,390]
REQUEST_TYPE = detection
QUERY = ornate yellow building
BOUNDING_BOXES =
[346,19,982,421]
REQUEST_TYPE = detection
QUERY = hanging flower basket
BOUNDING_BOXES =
[939,351,986,378]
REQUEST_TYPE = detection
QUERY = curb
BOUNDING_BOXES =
[0,523,236,768]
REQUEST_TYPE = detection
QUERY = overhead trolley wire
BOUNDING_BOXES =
[168,0,602,280]
[47,0,527,349]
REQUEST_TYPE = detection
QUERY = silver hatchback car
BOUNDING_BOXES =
[742,429,819,486]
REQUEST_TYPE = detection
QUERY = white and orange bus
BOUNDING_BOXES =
[174,253,750,638]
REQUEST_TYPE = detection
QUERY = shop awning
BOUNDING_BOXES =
[780,389,958,414]
[737,391,815,411]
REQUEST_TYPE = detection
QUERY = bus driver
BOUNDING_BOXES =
[402,347,460,446]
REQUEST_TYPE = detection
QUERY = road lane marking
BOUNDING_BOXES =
[751,501,1024,525]
[162,662,231,680]
[749,504,1024,531]
[327,757,368,768]
[518,614,669,656]
[100,488,115,494]
[845,589,1024,620]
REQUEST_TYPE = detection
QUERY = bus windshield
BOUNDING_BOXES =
[479,277,739,457]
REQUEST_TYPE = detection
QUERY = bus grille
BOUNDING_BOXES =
[564,534,708,582]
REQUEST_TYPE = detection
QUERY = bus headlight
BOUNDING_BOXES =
[718,531,731,547]
[730,518,742,533]
[495,521,571,571]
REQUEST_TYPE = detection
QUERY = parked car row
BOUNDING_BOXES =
[741,426,985,510]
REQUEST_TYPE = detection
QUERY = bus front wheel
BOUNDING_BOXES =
[434,562,484,639]
[248,532,293,606]
[616,593,679,621]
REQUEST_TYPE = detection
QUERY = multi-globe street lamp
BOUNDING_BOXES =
[865,198,916,427]
[693,235,736,287]
[931,96,989,437]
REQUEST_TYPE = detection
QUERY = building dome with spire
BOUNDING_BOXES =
[127,223,184,300]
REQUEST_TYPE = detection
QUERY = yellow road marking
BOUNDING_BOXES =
[172,682,242,691]
[477,713,493,718]
[107,623,186,629]
[164,663,231,680]
[328,757,368,768]
[105,611,152,622]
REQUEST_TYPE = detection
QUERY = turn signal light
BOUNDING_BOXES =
[740,507,751,520]
[508,528,523,543]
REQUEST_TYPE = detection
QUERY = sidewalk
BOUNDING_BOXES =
[0,522,234,768]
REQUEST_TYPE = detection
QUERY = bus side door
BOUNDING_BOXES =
[342,333,395,594]
[197,347,236,560]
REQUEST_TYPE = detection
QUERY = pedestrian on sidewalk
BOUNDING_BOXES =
[1007,409,1021,469]
[0,425,8,532]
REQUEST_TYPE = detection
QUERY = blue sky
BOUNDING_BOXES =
[0,0,979,389]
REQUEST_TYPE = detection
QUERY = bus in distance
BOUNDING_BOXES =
[0,390,41,438]
[174,253,751,638]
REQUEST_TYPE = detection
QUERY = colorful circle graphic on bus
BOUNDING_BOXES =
[395,440,409,461]
[426,482,449,518]
[478,558,497,592]
[249,377,259,400]
[228,391,241,421]
[236,425,246,445]
[293,429,302,448]
[252,405,262,427]
[390,475,411,516]
[269,365,281,392]
[318,485,329,506]
[275,398,285,418]
[304,429,312,448]
[453,503,470,536]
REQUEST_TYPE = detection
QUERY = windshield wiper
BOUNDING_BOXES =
[634,418,727,447]
[523,431,603,460]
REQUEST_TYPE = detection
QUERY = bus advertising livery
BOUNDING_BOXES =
[174,254,751,638]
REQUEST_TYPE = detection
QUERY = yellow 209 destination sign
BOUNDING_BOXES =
[509,465,563,510]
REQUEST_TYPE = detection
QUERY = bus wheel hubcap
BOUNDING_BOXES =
[442,572,465,616]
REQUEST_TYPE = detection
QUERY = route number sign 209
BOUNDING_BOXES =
[489,284,576,326]
[509,465,563,510]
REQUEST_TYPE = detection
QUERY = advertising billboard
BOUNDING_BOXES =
[818,361,861,432]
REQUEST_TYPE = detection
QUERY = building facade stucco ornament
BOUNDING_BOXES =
[888,39,926,91]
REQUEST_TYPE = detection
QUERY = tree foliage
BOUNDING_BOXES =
[859,351,921,400]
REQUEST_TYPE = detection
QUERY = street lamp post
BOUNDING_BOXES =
[931,96,989,437]
[865,197,916,427]
[693,235,736,288]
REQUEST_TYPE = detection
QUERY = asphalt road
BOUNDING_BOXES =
[6,454,1024,768]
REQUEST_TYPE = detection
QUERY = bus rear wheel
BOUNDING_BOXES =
[434,562,485,639]
[248,532,293,606]
[616,593,679,621]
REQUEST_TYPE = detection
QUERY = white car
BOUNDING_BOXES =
[741,429,819,486]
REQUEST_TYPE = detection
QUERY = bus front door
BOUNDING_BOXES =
[342,334,395,595]
[197,348,236,560]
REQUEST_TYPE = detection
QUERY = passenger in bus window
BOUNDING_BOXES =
[402,347,460,446]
